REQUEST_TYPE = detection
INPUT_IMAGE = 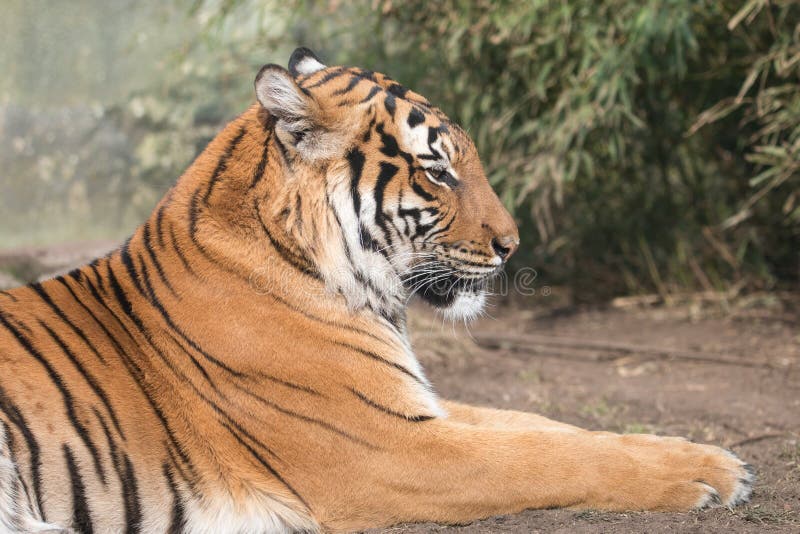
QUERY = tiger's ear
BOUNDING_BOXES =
[254,64,325,150]
[288,47,327,77]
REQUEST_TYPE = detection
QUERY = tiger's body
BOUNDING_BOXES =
[0,48,752,533]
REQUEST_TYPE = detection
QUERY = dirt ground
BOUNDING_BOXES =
[376,297,800,533]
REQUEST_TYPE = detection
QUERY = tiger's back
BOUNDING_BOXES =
[0,275,178,532]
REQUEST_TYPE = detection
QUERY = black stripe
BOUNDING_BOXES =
[359,224,382,252]
[373,161,400,247]
[39,318,125,441]
[349,388,434,422]
[293,196,304,234]
[272,133,290,164]
[53,276,129,439]
[142,223,178,298]
[422,211,455,241]
[427,126,442,159]
[0,311,107,484]
[410,177,436,201]
[331,339,425,385]
[254,199,319,277]
[249,128,273,189]
[119,240,149,301]
[346,148,366,217]
[103,264,141,332]
[164,443,195,495]
[155,203,168,249]
[377,123,411,161]
[87,261,107,294]
[203,126,247,205]
[362,113,377,143]
[79,267,193,476]
[327,198,391,305]
[28,282,107,364]
[267,288,393,348]
[387,82,409,99]
[220,420,310,510]
[66,269,155,392]
[168,224,197,277]
[0,418,36,524]
[120,454,143,533]
[187,188,244,278]
[162,462,185,534]
[332,74,362,96]
[121,249,214,385]
[63,444,95,534]
[164,329,217,388]
[351,68,377,82]
[383,93,396,117]
[239,388,376,449]
[0,385,45,517]
[357,85,382,104]
[248,371,323,397]
[303,67,347,89]
[3,311,32,335]
[92,407,140,534]
[407,107,425,128]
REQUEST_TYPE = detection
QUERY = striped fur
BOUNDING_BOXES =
[0,49,752,533]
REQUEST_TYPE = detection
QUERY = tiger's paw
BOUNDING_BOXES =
[691,450,754,509]
[593,433,755,512]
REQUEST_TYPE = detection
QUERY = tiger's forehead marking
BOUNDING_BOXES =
[297,66,470,164]
[401,119,456,166]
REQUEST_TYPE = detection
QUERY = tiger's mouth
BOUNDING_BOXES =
[401,259,498,320]
[413,273,486,307]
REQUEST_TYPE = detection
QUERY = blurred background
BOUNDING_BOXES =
[1,3,799,529]
[0,0,798,300]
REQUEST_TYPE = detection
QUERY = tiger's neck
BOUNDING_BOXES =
[107,105,406,337]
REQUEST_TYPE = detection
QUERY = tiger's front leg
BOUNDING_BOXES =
[312,417,754,532]
[441,400,584,432]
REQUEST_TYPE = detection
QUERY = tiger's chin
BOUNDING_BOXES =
[413,275,489,322]
[437,290,487,322]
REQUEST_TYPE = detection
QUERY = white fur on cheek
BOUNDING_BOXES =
[439,291,487,322]
[322,170,404,312]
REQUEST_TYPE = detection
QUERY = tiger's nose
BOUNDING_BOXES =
[491,235,519,262]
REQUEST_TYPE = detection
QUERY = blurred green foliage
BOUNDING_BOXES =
[1,0,798,299]
[170,0,800,297]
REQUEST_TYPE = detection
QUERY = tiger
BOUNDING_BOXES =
[0,47,753,533]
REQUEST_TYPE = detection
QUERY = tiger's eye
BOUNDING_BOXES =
[436,170,459,188]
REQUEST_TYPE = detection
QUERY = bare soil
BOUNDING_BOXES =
[376,298,800,533]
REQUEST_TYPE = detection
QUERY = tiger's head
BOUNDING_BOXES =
[253,48,518,322]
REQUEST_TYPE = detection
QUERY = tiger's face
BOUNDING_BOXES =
[255,48,518,321]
